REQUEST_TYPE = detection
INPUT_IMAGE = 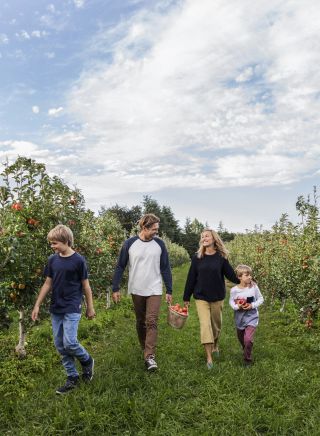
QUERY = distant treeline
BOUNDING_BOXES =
[100,195,235,258]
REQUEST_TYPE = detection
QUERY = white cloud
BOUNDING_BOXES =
[64,0,320,201]
[47,131,86,145]
[40,11,67,31]
[5,0,319,213]
[73,0,85,8]
[31,30,48,38]
[47,4,55,13]
[31,30,41,38]
[32,106,40,114]
[12,49,26,60]
[16,30,48,40]
[0,141,78,182]
[15,30,31,40]
[48,107,64,117]
[236,67,254,83]
[0,34,9,44]
[45,51,55,59]
[0,141,48,160]
[214,154,316,187]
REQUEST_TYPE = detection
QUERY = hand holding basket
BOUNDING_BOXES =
[167,303,189,329]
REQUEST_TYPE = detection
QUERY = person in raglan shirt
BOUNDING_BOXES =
[112,214,173,371]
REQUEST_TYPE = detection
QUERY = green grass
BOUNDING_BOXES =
[1,263,320,435]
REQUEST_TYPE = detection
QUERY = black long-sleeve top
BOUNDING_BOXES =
[183,253,239,303]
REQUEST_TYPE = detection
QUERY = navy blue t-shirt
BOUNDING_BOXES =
[45,252,88,314]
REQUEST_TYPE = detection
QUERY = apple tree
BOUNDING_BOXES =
[0,157,85,357]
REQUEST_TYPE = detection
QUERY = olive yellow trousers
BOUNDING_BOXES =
[195,299,224,348]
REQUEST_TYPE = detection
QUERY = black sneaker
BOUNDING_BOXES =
[56,376,79,395]
[81,357,95,382]
[145,355,158,371]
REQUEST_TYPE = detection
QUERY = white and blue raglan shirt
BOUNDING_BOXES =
[112,236,172,296]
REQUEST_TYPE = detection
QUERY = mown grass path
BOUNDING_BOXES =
[1,264,320,435]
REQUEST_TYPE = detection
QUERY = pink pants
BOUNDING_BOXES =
[236,326,256,362]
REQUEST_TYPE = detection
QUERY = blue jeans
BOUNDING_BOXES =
[51,313,90,378]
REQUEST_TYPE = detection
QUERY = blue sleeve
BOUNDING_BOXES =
[222,258,239,284]
[156,238,172,294]
[44,254,55,278]
[112,239,130,291]
[79,256,89,280]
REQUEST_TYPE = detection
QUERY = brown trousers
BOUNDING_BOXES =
[131,294,162,359]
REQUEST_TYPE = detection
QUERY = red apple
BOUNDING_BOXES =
[11,202,23,211]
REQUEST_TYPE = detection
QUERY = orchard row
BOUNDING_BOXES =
[228,203,320,327]
[0,157,189,355]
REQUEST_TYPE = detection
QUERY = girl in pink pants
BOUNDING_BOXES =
[229,265,264,366]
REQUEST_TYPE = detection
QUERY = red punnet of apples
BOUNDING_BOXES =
[170,303,188,317]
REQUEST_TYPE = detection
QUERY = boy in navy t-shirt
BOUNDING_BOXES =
[32,225,95,394]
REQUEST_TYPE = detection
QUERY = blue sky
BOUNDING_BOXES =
[0,0,319,232]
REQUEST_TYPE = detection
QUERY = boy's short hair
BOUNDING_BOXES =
[138,213,160,230]
[47,224,74,247]
[235,264,252,277]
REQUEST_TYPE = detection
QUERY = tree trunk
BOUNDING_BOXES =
[280,298,286,313]
[15,309,27,358]
[106,287,111,309]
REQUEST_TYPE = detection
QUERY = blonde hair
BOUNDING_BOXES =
[138,213,160,230]
[197,228,229,259]
[235,264,253,278]
[47,224,74,247]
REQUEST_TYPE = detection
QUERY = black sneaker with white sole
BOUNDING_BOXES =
[145,355,158,371]
[81,356,95,382]
[56,376,79,395]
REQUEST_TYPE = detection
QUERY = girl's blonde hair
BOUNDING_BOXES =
[197,228,229,259]
[235,264,253,277]
[47,224,74,247]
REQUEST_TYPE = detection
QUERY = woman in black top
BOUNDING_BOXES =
[183,228,239,369]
